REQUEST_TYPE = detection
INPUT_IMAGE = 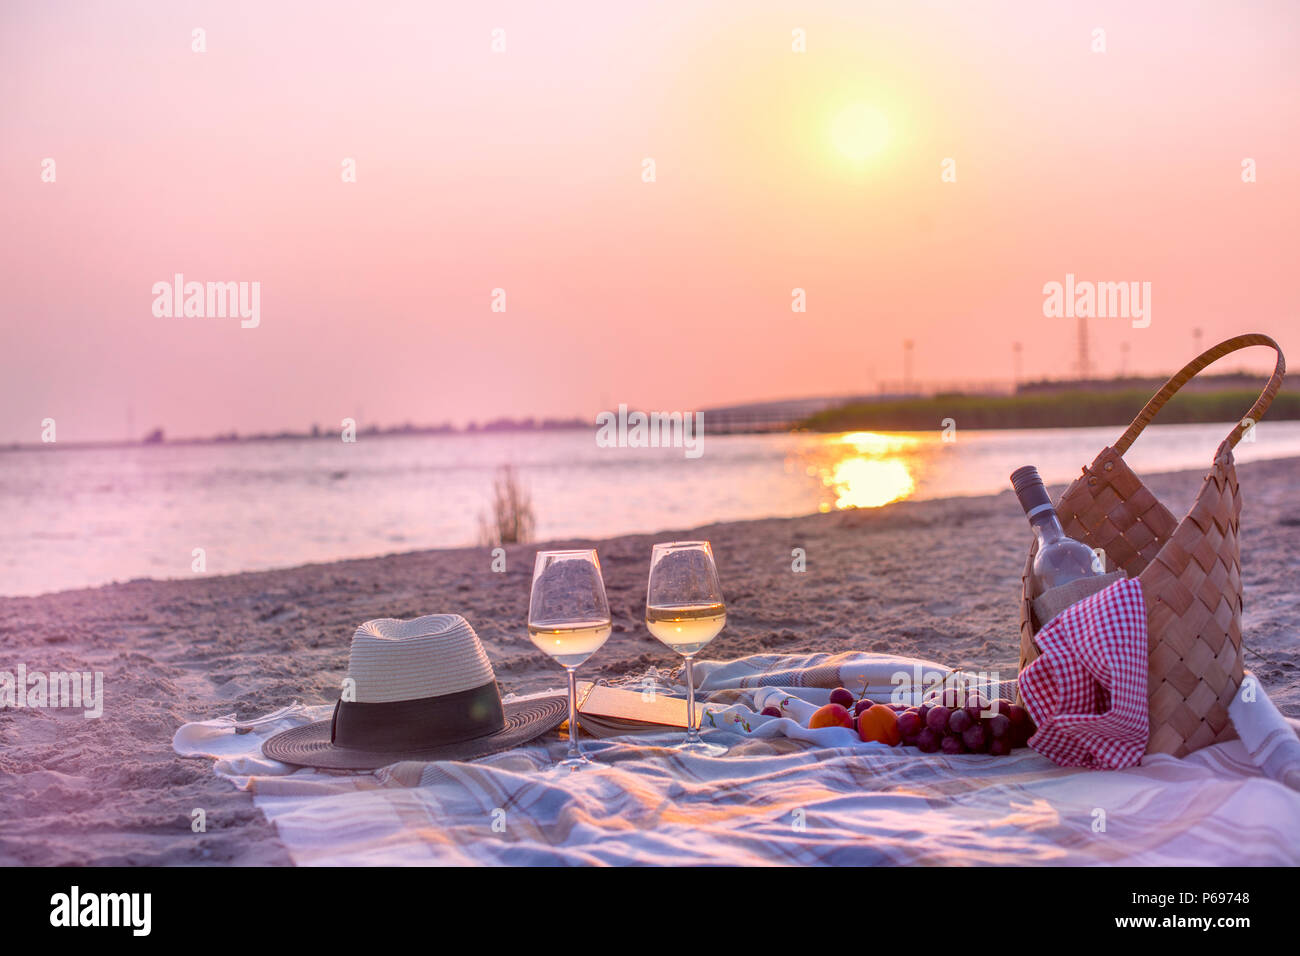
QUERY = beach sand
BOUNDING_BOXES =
[3,456,1297,865]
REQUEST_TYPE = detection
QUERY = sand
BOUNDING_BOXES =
[2,456,1297,866]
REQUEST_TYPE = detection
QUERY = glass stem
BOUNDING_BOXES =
[684,655,699,743]
[566,667,581,761]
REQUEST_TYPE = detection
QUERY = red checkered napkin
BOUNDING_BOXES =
[1018,577,1149,769]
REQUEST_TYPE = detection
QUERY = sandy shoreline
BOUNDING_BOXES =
[2,456,1298,865]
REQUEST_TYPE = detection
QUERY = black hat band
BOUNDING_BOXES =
[329,680,505,752]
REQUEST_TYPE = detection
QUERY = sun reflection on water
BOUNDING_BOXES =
[806,431,922,511]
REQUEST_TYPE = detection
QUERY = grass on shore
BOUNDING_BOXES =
[801,387,1300,433]
[478,464,536,546]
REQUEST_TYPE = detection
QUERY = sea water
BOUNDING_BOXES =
[3,421,1298,597]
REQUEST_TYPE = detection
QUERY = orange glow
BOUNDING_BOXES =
[831,104,891,162]
[829,457,915,509]
[804,431,922,510]
[1,4,1293,444]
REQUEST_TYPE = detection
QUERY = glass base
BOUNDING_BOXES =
[556,752,594,771]
[673,737,727,757]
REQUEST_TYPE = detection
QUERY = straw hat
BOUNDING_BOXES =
[263,614,566,769]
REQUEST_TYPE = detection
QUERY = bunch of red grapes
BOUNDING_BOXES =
[896,689,1035,755]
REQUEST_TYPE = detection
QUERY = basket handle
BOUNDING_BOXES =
[1113,333,1286,455]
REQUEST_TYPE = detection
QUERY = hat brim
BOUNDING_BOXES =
[262,695,568,770]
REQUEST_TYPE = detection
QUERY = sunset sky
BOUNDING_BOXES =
[2,1,1297,444]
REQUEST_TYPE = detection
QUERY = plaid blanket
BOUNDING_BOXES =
[174,652,1300,866]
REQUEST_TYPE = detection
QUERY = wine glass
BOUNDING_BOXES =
[528,549,612,770]
[645,540,727,756]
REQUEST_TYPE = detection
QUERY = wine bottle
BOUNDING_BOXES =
[1010,465,1106,592]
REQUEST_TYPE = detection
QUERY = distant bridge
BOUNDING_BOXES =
[698,396,877,433]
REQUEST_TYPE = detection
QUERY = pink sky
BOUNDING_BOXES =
[2,1,1297,443]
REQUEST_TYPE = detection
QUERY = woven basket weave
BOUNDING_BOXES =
[1018,333,1286,758]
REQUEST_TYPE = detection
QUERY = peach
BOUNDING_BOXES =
[857,704,901,746]
[808,703,854,730]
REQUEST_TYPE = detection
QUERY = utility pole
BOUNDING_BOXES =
[902,340,914,395]
[1012,341,1023,390]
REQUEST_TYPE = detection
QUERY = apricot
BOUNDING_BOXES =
[809,703,854,730]
[857,703,901,746]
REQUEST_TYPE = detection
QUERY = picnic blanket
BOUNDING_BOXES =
[174,652,1300,866]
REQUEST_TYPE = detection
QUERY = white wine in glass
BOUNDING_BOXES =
[645,541,727,757]
[527,620,613,668]
[528,549,612,770]
[645,603,726,655]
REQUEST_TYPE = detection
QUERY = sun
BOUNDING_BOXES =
[830,104,890,162]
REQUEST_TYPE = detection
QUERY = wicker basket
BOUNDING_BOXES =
[1018,333,1286,758]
